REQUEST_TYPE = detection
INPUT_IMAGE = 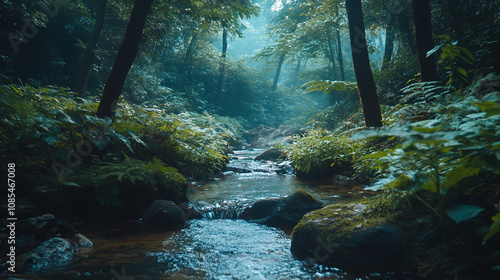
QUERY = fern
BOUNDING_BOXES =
[301,80,357,94]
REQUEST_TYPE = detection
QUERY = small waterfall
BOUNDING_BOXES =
[194,200,249,220]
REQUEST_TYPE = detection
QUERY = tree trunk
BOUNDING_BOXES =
[380,23,394,71]
[75,0,107,95]
[327,32,338,80]
[346,0,383,128]
[398,15,417,55]
[292,53,301,89]
[177,31,199,90]
[96,0,154,118]
[271,53,286,91]
[336,27,345,81]
[215,27,228,102]
[412,0,439,82]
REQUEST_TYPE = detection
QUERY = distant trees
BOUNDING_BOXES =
[255,0,350,90]
[96,0,155,118]
[346,0,382,127]
[75,0,107,95]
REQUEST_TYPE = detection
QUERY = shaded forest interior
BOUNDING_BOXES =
[1,0,500,279]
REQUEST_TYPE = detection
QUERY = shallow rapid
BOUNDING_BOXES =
[40,148,384,280]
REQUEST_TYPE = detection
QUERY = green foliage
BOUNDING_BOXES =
[446,204,484,223]
[373,50,420,104]
[0,84,95,167]
[94,157,186,206]
[0,84,244,206]
[428,35,475,88]
[484,212,500,245]
[355,94,500,227]
[301,80,357,94]
[285,129,365,175]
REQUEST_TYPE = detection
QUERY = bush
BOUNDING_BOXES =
[285,129,366,179]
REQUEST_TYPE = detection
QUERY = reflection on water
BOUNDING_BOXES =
[189,149,372,206]
[153,219,343,279]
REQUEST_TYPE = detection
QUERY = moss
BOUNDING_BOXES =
[291,191,416,272]
[292,192,406,240]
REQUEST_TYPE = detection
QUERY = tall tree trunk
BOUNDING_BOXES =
[346,0,382,128]
[215,27,228,102]
[96,0,154,118]
[75,0,107,95]
[336,27,345,81]
[272,53,286,91]
[327,32,338,80]
[177,31,199,90]
[398,15,417,55]
[380,23,394,71]
[292,53,301,89]
[412,0,439,82]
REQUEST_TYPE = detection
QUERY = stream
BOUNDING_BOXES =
[39,149,392,280]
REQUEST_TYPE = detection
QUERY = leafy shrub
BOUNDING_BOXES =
[93,157,187,206]
[355,96,500,242]
[285,129,366,179]
[0,84,245,208]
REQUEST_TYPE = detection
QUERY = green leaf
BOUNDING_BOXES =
[483,215,500,245]
[456,67,467,77]
[63,182,82,188]
[410,119,443,133]
[459,47,475,62]
[442,165,480,189]
[446,204,484,223]
[427,44,442,58]
[422,180,437,192]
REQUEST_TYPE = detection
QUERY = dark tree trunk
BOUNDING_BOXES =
[75,0,107,95]
[346,0,383,128]
[398,14,417,55]
[381,23,394,71]
[177,31,198,90]
[272,53,286,91]
[336,27,345,81]
[96,0,154,118]
[327,32,337,79]
[215,27,228,101]
[412,0,439,82]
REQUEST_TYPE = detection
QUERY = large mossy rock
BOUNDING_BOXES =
[142,200,186,229]
[244,191,324,228]
[254,148,285,161]
[291,200,410,272]
[18,237,74,272]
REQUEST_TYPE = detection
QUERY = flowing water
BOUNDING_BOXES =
[38,149,397,280]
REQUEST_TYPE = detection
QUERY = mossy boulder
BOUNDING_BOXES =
[244,191,324,228]
[254,148,285,161]
[291,198,411,272]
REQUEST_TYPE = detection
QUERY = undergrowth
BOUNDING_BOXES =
[0,84,243,207]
